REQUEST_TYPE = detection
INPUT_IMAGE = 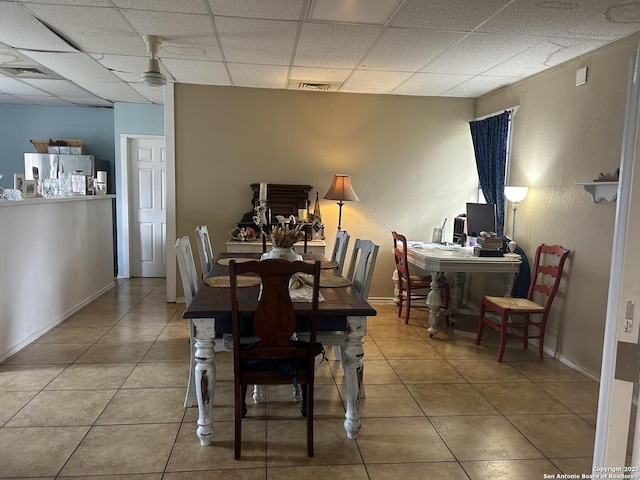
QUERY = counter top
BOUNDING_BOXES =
[0,194,115,208]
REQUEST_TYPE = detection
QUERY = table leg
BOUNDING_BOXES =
[341,315,366,439]
[193,319,216,446]
[427,272,443,337]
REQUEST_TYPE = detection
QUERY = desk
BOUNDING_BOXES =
[226,239,326,254]
[406,242,521,337]
[183,252,376,446]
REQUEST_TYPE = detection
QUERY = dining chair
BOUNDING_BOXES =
[392,231,449,325]
[229,258,321,459]
[194,225,214,279]
[475,243,570,362]
[338,238,379,397]
[175,236,200,407]
[330,229,350,274]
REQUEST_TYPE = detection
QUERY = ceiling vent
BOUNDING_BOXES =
[288,80,341,92]
[0,66,62,79]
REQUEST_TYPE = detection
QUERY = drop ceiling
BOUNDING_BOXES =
[0,0,639,108]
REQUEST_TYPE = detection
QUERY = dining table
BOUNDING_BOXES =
[182,251,377,446]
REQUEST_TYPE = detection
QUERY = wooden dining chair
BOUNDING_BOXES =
[475,243,570,362]
[331,229,350,274]
[229,258,321,459]
[194,225,214,280]
[392,231,449,325]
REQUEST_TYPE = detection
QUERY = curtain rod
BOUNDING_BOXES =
[473,105,520,122]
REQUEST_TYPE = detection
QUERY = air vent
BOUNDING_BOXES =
[3,66,50,77]
[288,79,341,92]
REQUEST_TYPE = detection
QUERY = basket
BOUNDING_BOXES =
[30,139,84,154]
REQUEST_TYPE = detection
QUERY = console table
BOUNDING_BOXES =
[226,239,326,255]
[405,241,521,337]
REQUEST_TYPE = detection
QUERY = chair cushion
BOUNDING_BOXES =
[484,296,545,312]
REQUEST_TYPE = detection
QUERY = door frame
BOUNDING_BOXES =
[119,134,166,279]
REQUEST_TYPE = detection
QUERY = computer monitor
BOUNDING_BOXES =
[466,202,497,237]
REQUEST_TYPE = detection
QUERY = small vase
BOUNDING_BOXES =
[260,246,303,262]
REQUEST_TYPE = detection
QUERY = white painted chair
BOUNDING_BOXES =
[331,238,379,398]
[330,229,350,274]
[194,225,214,279]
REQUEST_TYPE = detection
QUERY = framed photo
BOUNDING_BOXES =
[24,179,36,198]
[13,173,24,192]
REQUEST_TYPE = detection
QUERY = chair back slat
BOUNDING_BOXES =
[527,243,570,309]
[392,231,410,292]
[346,239,379,299]
[175,236,199,306]
[331,230,350,273]
[194,225,214,279]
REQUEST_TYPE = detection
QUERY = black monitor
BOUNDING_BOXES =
[466,203,497,237]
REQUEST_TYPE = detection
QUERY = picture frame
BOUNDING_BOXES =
[24,179,36,198]
[13,173,24,192]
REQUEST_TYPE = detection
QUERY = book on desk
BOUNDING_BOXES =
[473,236,505,257]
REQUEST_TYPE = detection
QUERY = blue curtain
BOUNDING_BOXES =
[469,111,510,236]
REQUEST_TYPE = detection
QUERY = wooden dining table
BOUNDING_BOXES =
[182,252,377,446]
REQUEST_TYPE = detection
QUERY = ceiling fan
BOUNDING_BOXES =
[140,34,167,87]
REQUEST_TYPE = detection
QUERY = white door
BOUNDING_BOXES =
[129,136,166,277]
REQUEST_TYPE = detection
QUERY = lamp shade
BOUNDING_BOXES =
[504,186,528,203]
[324,174,359,202]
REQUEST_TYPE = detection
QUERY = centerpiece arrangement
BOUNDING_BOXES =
[261,225,305,261]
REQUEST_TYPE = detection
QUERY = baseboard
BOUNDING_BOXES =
[0,281,116,363]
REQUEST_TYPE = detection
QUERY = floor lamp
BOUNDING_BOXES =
[504,186,528,249]
[324,174,359,230]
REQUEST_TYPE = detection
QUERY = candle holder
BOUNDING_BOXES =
[253,200,268,237]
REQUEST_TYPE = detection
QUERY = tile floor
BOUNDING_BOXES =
[0,278,599,479]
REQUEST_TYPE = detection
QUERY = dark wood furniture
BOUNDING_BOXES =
[239,183,313,228]
[183,252,376,447]
[475,244,570,362]
[230,259,321,459]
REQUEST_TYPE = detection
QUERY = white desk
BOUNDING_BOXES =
[406,241,521,337]
[226,239,326,255]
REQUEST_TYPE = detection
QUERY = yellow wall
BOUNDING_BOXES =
[174,85,477,298]
[476,33,640,374]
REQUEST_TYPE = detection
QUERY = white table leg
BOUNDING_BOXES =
[193,319,216,446]
[426,272,443,337]
[341,316,366,439]
[253,385,265,403]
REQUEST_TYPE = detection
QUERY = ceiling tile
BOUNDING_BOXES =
[294,23,383,68]
[0,48,40,67]
[122,9,223,61]
[129,83,165,104]
[422,32,543,75]
[0,2,77,52]
[21,78,95,97]
[0,93,32,104]
[21,51,122,83]
[161,58,230,85]
[308,0,401,25]
[15,94,75,106]
[76,81,147,103]
[0,77,50,95]
[227,63,289,89]
[361,28,465,71]
[393,72,474,96]
[341,69,412,94]
[444,75,516,97]
[113,0,209,14]
[391,0,510,31]
[289,66,352,83]
[21,3,143,55]
[215,17,297,65]
[93,54,158,83]
[207,0,304,20]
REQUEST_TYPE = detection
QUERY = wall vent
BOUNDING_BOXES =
[2,66,51,78]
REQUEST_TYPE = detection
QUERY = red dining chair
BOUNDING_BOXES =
[475,243,570,362]
[392,231,449,325]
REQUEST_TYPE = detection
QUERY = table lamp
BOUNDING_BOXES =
[504,185,528,244]
[324,174,359,230]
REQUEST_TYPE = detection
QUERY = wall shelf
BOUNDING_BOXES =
[577,182,618,203]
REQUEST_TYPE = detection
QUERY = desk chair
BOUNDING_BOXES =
[392,231,449,325]
[194,225,214,279]
[331,229,350,274]
[476,243,570,362]
[229,259,321,459]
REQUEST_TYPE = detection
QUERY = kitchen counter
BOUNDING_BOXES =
[0,195,116,361]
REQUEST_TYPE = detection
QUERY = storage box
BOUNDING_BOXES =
[30,139,84,154]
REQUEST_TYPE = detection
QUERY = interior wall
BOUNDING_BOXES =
[475,33,640,376]
[173,85,478,298]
